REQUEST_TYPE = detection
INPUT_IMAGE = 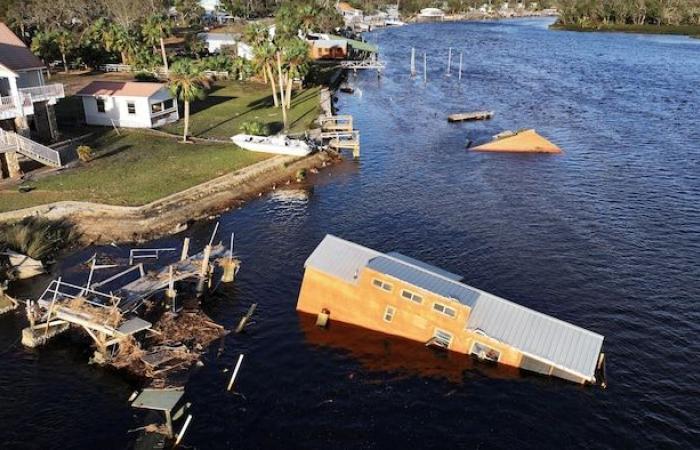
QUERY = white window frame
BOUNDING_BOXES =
[372,278,393,292]
[470,341,501,362]
[383,305,396,322]
[432,302,457,318]
[96,97,106,113]
[433,328,453,348]
[400,289,423,304]
[127,101,136,115]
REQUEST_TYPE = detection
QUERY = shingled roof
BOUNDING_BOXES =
[0,22,45,72]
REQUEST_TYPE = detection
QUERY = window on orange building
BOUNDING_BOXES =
[401,289,423,304]
[471,341,501,362]
[433,329,453,348]
[372,278,393,292]
[383,305,396,322]
[433,302,457,318]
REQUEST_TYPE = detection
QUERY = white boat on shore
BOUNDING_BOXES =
[231,134,312,157]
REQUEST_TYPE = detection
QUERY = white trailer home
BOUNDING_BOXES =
[76,81,179,129]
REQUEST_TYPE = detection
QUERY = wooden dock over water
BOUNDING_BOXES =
[319,115,360,159]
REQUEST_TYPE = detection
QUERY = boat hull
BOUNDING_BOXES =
[231,134,311,157]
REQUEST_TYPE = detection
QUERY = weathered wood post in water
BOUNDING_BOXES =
[410,47,416,78]
[447,47,452,76]
[423,52,427,84]
[221,233,239,283]
[459,52,463,80]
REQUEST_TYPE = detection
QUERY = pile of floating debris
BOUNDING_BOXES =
[113,311,227,387]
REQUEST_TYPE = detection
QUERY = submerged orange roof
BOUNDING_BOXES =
[75,81,167,98]
[472,129,562,154]
[0,22,45,71]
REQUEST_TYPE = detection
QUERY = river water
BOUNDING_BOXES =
[2,18,699,449]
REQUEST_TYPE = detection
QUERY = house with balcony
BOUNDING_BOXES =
[76,81,179,129]
[0,22,65,142]
[297,235,607,385]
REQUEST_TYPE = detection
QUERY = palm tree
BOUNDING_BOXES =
[282,38,310,109]
[253,41,281,107]
[168,60,210,142]
[297,5,319,35]
[54,29,77,73]
[142,14,173,71]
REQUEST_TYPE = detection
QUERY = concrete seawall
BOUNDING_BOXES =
[0,152,332,243]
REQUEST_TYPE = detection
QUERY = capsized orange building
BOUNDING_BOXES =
[297,235,606,385]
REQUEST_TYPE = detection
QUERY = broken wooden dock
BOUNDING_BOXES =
[21,227,240,367]
[447,111,494,122]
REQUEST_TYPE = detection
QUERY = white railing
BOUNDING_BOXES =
[19,84,65,102]
[100,63,133,73]
[98,64,231,80]
[0,95,16,113]
[0,128,63,167]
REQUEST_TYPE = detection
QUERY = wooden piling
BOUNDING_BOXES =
[174,414,192,447]
[459,52,463,80]
[227,354,245,391]
[423,52,427,84]
[410,47,416,77]
[235,303,257,333]
[447,47,452,76]
[180,237,190,261]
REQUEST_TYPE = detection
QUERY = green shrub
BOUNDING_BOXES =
[135,71,159,82]
[0,217,78,261]
[240,120,270,136]
[76,145,93,162]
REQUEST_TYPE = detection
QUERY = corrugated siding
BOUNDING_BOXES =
[366,256,479,307]
[467,292,604,380]
[304,235,381,284]
[386,252,463,281]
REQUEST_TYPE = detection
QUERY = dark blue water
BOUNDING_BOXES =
[2,18,700,449]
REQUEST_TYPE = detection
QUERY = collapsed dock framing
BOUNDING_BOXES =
[20,228,240,371]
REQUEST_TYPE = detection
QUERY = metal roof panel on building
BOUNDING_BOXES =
[328,35,378,53]
[304,235,381,284]
[76,81,167,98]
[467,291,604,380]
[386,252,463,281]
[367,256,479,307]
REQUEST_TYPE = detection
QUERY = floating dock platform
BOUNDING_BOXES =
[447,111,494,122]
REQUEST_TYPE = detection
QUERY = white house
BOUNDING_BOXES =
[76,81,179,129]
[199,32,238,54]
[0,22,64,140]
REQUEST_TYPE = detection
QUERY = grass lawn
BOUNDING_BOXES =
[0,79,321,213]
[0,131,270,212]
[162,81,322,139]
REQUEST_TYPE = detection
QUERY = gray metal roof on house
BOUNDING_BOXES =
[304,234,380,284]
[304,235,605,381]
[386,252,463,281]
[467,292,604,380]
[367,256,479,307]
